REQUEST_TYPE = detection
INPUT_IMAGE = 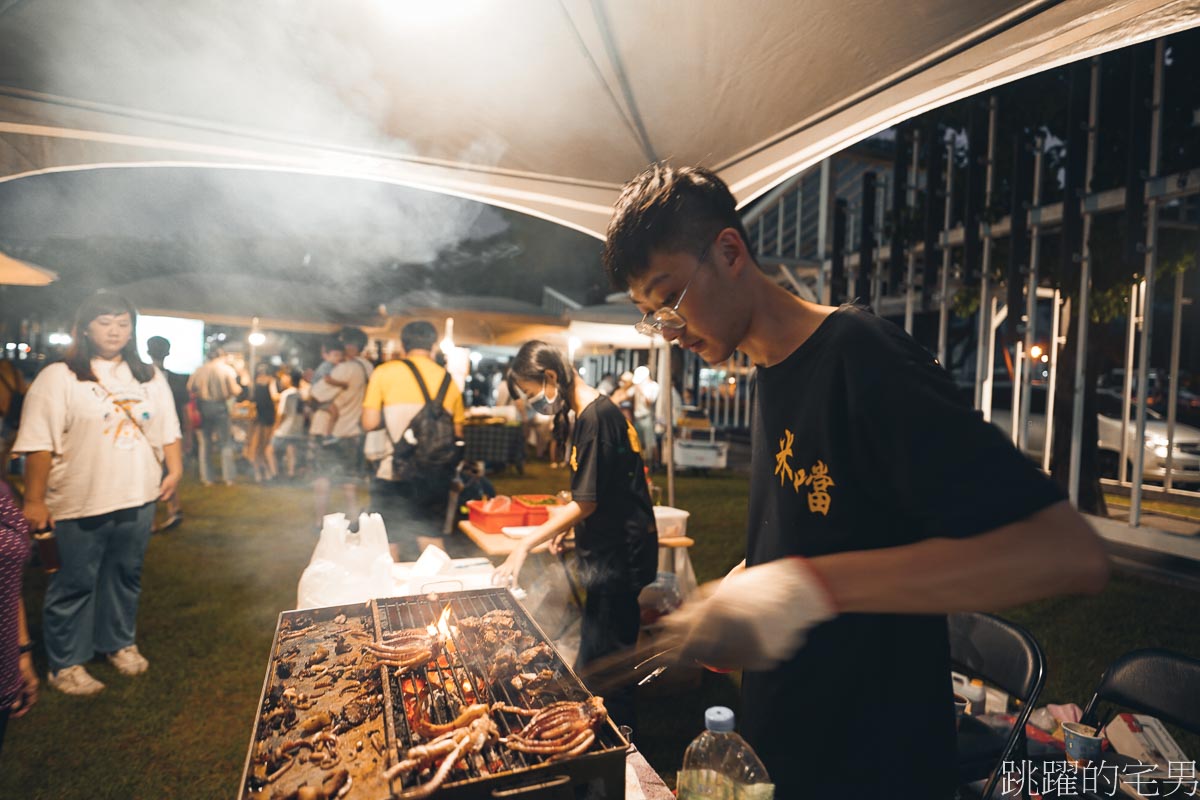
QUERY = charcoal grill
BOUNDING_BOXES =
[242,589,627,799]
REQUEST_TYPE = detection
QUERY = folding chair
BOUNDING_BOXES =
[1080,647,1200,735]
[949,612,1047,800]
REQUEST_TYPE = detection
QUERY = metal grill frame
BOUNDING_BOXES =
[374,588,627,799]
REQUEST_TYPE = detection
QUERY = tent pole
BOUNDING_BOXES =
[818,160,833,305]
[1164,270,1184,493]
[1043,289,1062,473]
[662,341,675,508]
[1068,57,1101,508]
[905,128,920,335]
[975,97,997,410]
[1120,282,1138,485]
[937,141,954,367]
[1021,137,1044,456]
[1131,40,1165,527]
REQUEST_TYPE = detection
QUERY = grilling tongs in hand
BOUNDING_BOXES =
[576,635,686,693]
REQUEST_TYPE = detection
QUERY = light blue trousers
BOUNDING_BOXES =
[196,401,236,484]
[43,502,154,672]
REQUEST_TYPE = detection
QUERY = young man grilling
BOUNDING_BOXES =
[603,164,1110,798]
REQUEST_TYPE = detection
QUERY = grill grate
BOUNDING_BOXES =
[373,588,624,797]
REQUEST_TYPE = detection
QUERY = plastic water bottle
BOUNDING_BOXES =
[677,707,774,800]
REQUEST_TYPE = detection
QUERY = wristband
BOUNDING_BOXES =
[18,642,34,654]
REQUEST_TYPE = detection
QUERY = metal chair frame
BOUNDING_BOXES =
[1080,647,1200,735]
[949,612,1047,800]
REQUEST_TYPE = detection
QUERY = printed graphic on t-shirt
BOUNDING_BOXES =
[625,419,641,454]
[93,383,151,450]
[773,428,836,516]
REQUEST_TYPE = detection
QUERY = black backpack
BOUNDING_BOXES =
[390,360,462,485]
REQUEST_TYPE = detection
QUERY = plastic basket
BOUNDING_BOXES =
[466,499,525,533]
[512,494,562,525]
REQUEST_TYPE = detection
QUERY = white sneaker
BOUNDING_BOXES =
[107,645,150,676]
[48,665,106,695]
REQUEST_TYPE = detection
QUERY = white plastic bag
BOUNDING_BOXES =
[296,512,395,609]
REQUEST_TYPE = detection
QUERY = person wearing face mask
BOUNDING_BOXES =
[492,341,657,732]
[13,291,183,696]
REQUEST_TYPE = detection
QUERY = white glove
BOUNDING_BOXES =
[662,558,837,671]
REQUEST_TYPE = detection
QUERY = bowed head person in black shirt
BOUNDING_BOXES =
[492,341,657,731]
[603,164,1111,798]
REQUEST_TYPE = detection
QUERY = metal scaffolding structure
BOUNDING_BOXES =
[737,33,1200,526]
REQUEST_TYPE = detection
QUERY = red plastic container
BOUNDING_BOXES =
[466,498,525,533]
[513,494,561,526]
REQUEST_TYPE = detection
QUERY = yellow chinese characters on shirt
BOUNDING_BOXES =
[625,419,642,453]
[774,428,835,516]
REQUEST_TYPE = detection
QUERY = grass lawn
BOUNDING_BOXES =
[1104,491,1200,520]
[3,462,1198,798]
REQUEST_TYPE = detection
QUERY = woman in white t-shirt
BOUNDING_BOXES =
[14,291,182,697]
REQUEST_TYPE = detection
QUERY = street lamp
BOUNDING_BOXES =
[248,318,264,378]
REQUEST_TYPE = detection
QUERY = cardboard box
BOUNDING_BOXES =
[1104,713,1196,799]
[1105,713,1190,779]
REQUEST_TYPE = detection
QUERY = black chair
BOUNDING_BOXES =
[949,612,1046,800]
[1080,647,1200,734]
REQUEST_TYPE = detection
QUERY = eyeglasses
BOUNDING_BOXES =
[633,244,709,338]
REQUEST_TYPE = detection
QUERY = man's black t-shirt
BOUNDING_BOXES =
[162,367,189,429]
[569,395,658,594]
[742,305,1063,797]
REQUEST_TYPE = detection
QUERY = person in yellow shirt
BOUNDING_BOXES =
[362,321,465,561]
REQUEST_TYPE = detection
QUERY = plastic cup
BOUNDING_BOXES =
[1062,721,1104,767]
[618,724,635,753]
[953,694,969,730]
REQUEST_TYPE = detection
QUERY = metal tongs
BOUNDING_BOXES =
[577,631,687,693]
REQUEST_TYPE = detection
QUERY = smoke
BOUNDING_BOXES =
[0,0,540,294]
[19,0,399,148]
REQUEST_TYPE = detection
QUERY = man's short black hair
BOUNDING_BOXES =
[321,336,344,354]
[146,336,170,360]
[339,326,367,350]
[401,321,438,353]
[603,164,751,291]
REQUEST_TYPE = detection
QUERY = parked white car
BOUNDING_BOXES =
[989,386,1200,485]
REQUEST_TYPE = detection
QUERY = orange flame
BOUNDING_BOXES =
[429,604,454,640]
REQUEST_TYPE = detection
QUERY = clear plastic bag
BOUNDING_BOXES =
[296,512,394,609]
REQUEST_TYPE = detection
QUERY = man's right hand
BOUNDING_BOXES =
[23,500,52,532]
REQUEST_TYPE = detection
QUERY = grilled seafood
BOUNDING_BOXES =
[355,628,442,672]
[498,697,607,760]
[457,613,559,692]
[411,702,491,739]
[275,767,350,800]
[383,713,500,799]
[510,668,556,694]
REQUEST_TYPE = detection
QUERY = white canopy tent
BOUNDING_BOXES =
[1,0,1197,240]
[2,0,1198,505]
